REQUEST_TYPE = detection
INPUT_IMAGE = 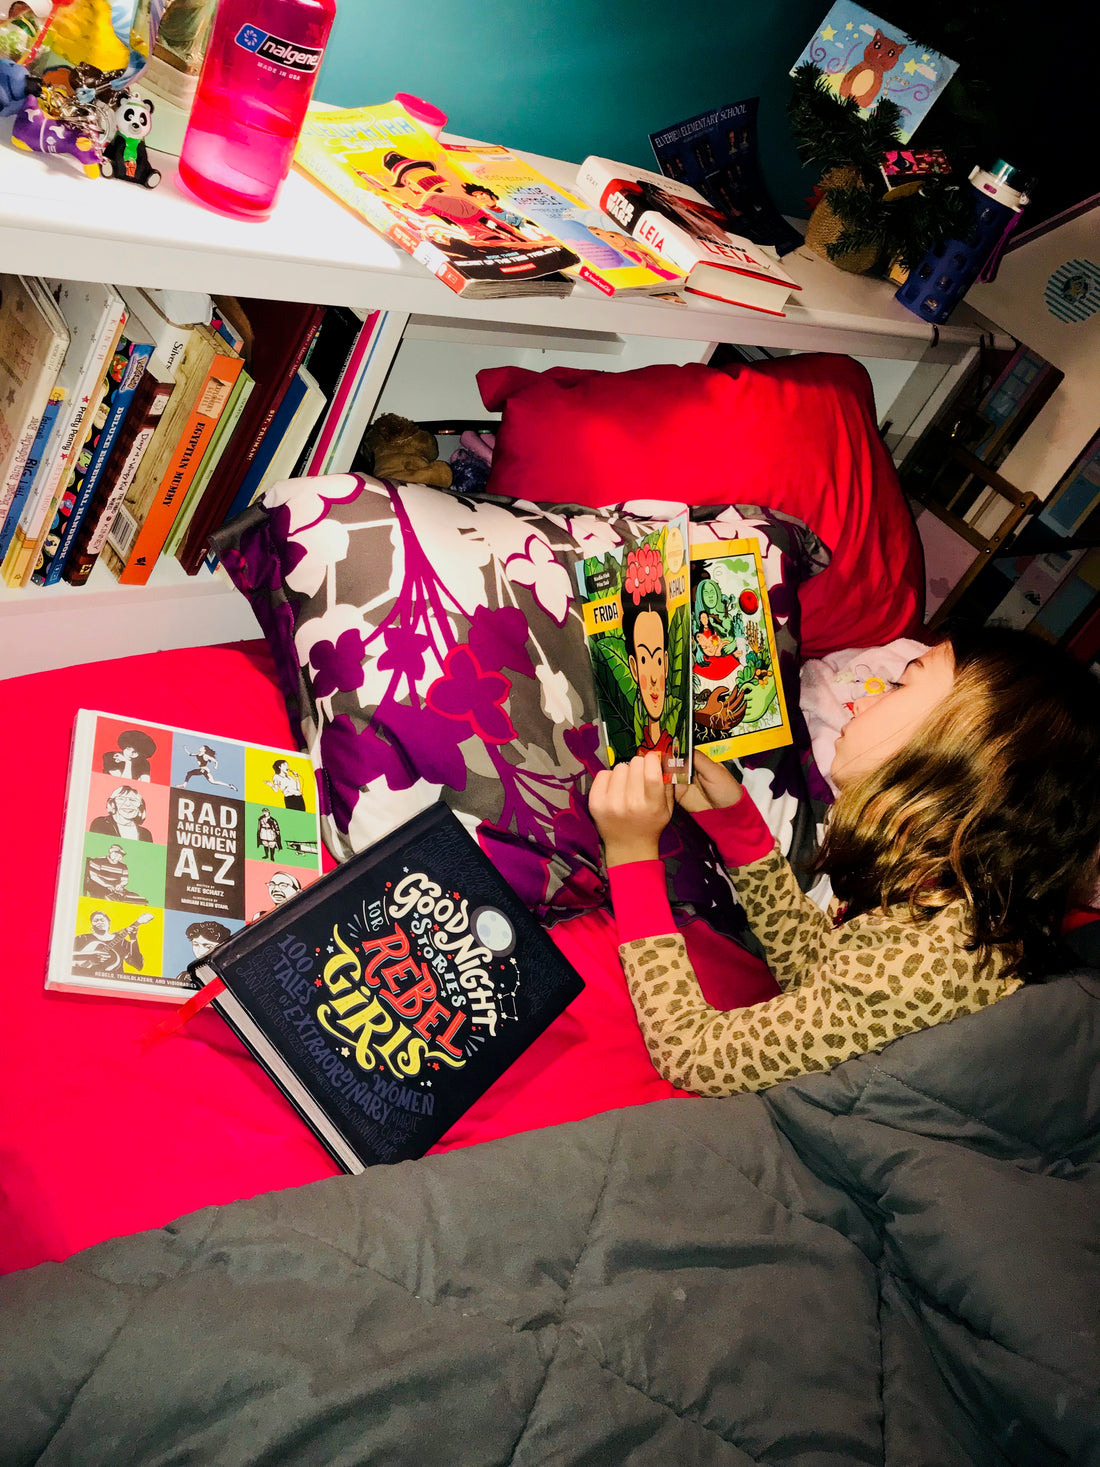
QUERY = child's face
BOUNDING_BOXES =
[830,642,955,787]
[629,609,668,720]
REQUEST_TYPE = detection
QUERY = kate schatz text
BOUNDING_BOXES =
[166,792,245,920]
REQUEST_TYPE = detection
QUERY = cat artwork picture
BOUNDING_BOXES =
[790,3,959,143]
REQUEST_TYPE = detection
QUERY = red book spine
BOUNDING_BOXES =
[177,299,326,575]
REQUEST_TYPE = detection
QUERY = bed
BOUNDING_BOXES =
[2,354,1097,1465]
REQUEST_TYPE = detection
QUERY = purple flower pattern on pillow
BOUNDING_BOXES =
[211,475,831,934]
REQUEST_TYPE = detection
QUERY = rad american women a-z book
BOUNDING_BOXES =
[186,802,586,1172]
[47,710,323,1002]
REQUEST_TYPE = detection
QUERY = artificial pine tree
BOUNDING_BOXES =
[789,62,973,274]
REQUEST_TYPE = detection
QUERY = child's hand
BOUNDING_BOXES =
[590,752,674,867]
[675,749,744,814]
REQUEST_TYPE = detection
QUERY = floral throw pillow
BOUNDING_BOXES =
[212,474,829,938]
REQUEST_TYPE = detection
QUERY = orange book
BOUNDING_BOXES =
[106,331,242,586]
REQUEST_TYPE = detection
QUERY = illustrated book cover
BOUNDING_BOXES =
[295,103,580,299]
[649,99,804,257]
[576,513,692,782]
[443,141,684,296]
[689,538,793,761]
[187,801,586,1172]
[575,157,799,315]
[790,3,958,144]
[47,710,324,1003]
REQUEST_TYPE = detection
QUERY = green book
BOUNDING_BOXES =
[165,368,254,558]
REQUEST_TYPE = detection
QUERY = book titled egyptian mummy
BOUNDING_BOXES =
[189,803,586,1172]
[47,710,323,1003]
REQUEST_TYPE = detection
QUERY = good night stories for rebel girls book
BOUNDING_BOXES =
[47,711,323,1003]
[188,803,585,1171]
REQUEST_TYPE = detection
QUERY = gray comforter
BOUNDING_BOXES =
[3,970,1099,1466]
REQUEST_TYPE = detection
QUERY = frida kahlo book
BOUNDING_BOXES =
[295,103,580,299]
[690,538,793,761]
[47,710,323,1003]
[188,801,586,1172]
[576,513,692,783]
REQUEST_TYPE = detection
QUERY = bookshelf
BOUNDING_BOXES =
[0,122,1011,678]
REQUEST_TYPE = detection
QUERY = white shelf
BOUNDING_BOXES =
[0,555,260,679]
[0,122,1008,679]
[0,122,984,364]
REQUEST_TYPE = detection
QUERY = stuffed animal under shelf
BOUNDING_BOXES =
[358,413,452,488]
[100,91,160,187]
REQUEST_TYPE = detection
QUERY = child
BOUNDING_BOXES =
[589,627,1100,1095]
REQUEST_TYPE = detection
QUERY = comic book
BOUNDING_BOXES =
[442,141,684,296]
[47,710,324,1002]
[689,538,793,761]
[295,103,580,298]
[576,514,692,783]
[186,802,585,1171]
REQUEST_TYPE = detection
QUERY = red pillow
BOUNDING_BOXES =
[478,354,924,659]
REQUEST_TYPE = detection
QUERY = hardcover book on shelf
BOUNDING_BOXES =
[164,366,255,560]
[35,334,154,585]
[443,141,685,296]
[48,710,324,1004]
[295,103,580,299]
[0,275,69,546]
[575,513,692,783]
[305,310,408,479]
[575,156,799,315]
[2,280,126,589]
[209,365,317,541]
[177,297,326,575]
[63,365,176,587]
[288,304,368,478]
[103,326,243,585]
[689,537,793,761]
[187,801,585,1172]
[260,367,326,492]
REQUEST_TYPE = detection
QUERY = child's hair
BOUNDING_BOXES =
[813,625,1100,980]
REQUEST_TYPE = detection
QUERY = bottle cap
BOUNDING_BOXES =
[394,93,448,139]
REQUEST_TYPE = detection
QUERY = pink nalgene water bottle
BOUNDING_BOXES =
[179,0,336,219]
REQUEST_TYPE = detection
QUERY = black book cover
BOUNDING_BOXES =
[189,803,584,1171]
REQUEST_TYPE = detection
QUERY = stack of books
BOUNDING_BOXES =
[0,275,403,587]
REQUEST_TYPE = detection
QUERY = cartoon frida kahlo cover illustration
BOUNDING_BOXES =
[576,514,692,783]
[47,709,323,1003]
[690,538,793,761]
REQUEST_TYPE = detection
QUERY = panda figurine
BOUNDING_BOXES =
[101,93,161,189]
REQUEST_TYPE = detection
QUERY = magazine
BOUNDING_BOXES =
[47,710,324,1002]
[296,104,580,298]
[689,538,793,761]
[649,99,804,257]
[576,513,692,782]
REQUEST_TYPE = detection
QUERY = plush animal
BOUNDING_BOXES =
[359,413,452,488]
[838,28,906,110]
[101,91,160,188]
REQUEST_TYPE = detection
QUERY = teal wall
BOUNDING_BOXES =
[317,1,824,218]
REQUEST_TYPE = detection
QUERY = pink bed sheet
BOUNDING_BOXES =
[0,640,771,1276]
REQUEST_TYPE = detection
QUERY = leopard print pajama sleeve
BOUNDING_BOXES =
[620,845,1020,1096]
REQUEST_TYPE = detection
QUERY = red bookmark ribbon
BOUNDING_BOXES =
[140,977,226,1051]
